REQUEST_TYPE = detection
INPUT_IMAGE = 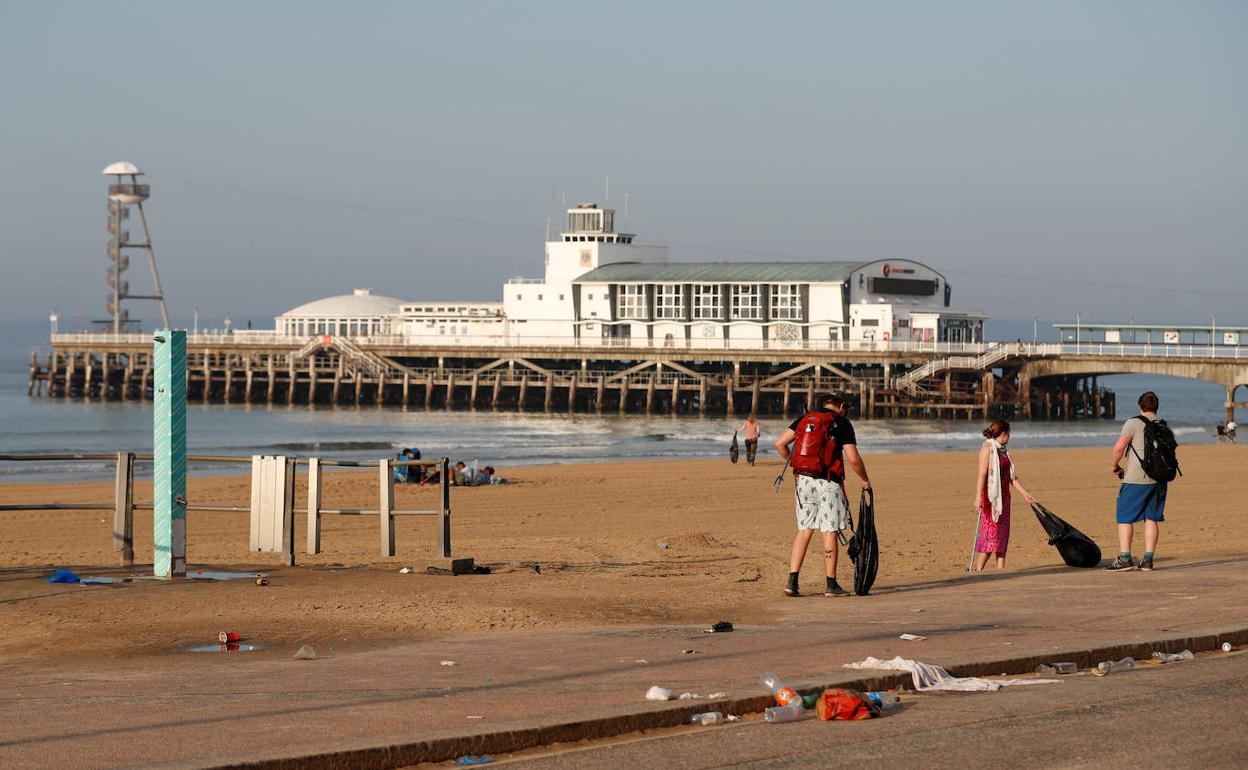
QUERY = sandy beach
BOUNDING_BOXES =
[1,445,1244,663]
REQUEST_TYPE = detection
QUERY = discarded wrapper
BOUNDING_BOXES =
[899,633,926,641]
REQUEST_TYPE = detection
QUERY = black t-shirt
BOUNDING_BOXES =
[789,408,857,481]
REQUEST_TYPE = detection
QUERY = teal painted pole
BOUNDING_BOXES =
[153,329,187,577]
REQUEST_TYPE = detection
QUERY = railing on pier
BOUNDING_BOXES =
[1059,342,1245,359]
[0,453,458,571]
[49,331,1003,355]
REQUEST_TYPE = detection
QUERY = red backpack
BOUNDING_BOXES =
[790,411,843,481]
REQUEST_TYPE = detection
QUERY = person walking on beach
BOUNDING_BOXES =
[738,413,761,466]
[1107,391,1175,571]
[972,420,1036,571]
[774,393,870,597]
[1227,419,1239,444]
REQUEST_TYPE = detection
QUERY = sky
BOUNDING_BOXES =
[1,1,1245,328]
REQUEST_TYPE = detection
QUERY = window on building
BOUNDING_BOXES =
[770,284,802,320]
[860,318,880,327]
[655,284,683,319]
[693,285,721,319]
[617,284,647,319]
[731,284,761,320]
[538,294,543,301]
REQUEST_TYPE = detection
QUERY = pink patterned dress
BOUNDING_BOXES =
[975,450,1011,554]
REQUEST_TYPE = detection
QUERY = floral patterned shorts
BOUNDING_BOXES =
[794,475,850,532]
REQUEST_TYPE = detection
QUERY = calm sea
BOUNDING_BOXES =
[0,319,1230,482]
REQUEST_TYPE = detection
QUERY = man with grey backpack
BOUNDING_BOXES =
[1106,391,1180,572]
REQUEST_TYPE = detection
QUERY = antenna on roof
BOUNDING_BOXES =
[604,176,609,205]
[624,192,630,231]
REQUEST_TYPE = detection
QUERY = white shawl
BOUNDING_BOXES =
[984,438,1017,522]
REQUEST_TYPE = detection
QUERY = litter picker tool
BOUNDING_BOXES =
[773,449,794,493]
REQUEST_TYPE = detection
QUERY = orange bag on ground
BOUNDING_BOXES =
[816,688,878,721]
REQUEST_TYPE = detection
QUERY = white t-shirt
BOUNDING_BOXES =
[1228,421,1238,432]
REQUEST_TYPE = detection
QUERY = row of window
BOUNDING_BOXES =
[561,235,633,243]
[283,318,387,336]
[618,284,802,321]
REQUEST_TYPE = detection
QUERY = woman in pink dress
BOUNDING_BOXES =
[973,420,1036,571]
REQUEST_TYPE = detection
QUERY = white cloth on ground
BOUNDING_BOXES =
[984,439,1017,523]
[843,656,1056,691]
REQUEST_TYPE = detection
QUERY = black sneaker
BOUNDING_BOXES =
[824,581,850,597]
[784,576,800,597]
[1138,557,1154,571]
[1105,555,1136,572]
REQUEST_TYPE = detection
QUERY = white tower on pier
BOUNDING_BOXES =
[102,162,170,332]
[542,203,667,284]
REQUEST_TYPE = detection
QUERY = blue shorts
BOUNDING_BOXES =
[1116,483,1166,524]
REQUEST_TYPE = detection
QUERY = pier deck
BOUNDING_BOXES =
[60,335,1248,421]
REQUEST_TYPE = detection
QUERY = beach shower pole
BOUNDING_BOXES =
[153,329,188,577]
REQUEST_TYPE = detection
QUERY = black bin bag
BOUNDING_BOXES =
[1031,501,1102,568]
[846,490,879,595]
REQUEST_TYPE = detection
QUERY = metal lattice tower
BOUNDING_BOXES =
[102,162,170,332]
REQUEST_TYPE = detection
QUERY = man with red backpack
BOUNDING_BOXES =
[774,393,872,597]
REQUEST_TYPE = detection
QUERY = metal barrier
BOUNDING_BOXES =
[0,453,456,569]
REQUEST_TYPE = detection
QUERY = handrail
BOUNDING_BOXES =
[0,452,459,570]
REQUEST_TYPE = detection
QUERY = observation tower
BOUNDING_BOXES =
[102,162,170,331]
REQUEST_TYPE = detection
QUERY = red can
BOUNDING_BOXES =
[219,631,241,644]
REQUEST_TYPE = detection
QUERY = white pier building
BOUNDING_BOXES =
[276,203,985,347]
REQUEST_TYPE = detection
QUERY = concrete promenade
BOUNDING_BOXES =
[2,557,1246,769]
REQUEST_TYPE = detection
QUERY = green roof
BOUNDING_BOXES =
[572,261,863,284]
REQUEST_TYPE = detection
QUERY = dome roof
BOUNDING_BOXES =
[102,161,143,175]
[279,288,404,318]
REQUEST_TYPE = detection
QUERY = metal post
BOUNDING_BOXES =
[379,458,395,556]
[307,457,322,554]
[438,458,451,558]
[282,456,296,566]
[113,451,135,566]
[152,329,187,577]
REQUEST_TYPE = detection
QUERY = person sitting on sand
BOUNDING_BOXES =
[972,420,1037,571]
[393,449,412,484]
[483,465,509,484]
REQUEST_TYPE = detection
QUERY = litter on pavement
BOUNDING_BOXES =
[845,656,1058,692]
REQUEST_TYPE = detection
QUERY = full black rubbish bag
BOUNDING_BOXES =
[729,432,740,464]
[1031,501,1102,568]
[846,489,878,595]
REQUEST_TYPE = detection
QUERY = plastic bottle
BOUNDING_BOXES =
[1152,650,1194,663]
[1095,657,1135,675]
[759,672,800,707]
[864,691,901,710]
[688,711,724,726]
[1223,642,1234,653]
[1036,662,1077,676]
[764,700,807,723]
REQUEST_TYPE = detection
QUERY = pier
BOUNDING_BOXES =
[27,331,1246,421]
